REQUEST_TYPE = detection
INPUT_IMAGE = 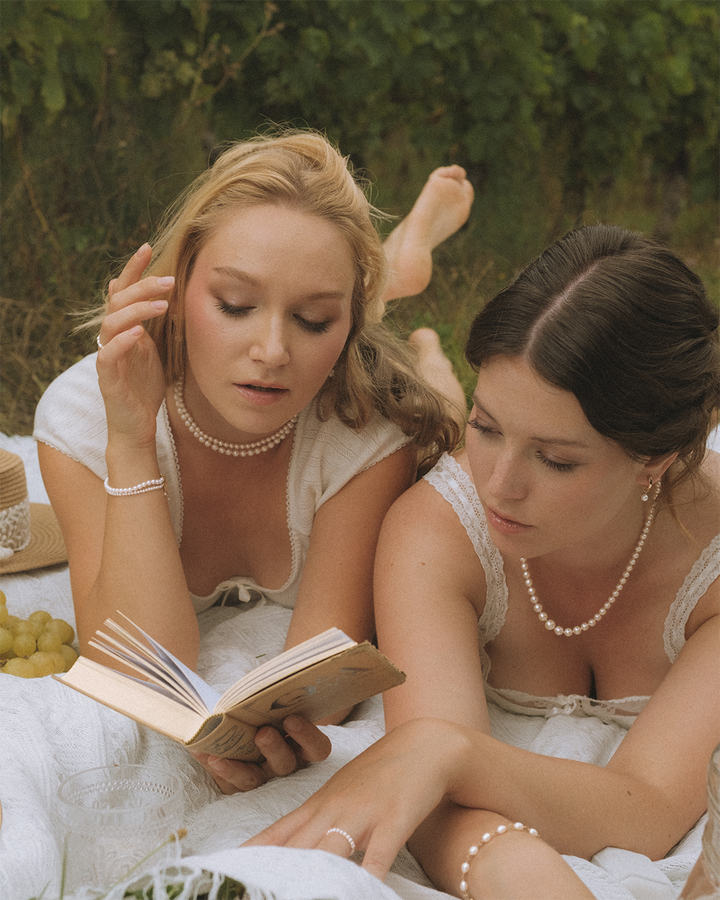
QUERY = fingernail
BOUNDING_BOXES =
[150,299,168,310]
[284,716,302,731]
[136,243,151,256]
[157,276,175,287]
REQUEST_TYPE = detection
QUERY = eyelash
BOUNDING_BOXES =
[468,418,578,474]
[216,301,331,334]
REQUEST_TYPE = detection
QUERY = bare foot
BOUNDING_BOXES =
[379,166,474,311]
[409,328,468,429]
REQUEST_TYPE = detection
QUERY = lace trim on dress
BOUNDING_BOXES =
[424,457,637,722]
[162,398,184,542]
[663,533,720,662]
[425,454,509,677]
[485,684,649,724]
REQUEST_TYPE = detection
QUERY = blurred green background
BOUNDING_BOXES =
[2,0,718,434]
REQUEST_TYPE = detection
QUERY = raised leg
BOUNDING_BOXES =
[381,165,474,306]
[409,327,468,430]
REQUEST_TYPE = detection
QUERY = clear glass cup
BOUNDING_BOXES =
[56,763,184,894]
[679,744,720,899]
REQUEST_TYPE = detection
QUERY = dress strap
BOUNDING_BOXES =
[424,454,509,651]
[663,533,720,662]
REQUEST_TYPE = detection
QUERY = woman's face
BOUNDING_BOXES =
[465,355,646,563]
[181,203,355,442]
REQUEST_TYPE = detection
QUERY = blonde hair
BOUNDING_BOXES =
[98,130,459,466]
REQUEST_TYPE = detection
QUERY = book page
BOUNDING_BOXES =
[221,642,405,727]
[57,657,204,744]
[96,616,221,715]
[216,627,354,711]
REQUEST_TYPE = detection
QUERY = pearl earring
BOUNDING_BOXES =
[641,476,656,502]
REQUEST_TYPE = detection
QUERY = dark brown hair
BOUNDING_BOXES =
[465,224,719,502]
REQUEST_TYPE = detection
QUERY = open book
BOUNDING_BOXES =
[56,615,405,761]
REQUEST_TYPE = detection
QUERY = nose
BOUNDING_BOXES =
[486,448,528,501]
[249,316,290,368]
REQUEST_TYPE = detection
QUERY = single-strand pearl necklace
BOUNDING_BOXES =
[173,381,298,457]
[520,482,661,637]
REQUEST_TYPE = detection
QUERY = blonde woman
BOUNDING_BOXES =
[34,130,472,793]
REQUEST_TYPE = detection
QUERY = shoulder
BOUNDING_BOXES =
[382,453,482,565]
[378,464,488,610]
[291,403,409,498]
[33,354,107,472]
[300,403,407,454]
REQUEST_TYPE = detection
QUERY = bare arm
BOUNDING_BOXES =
[196,444,416,794]
[246,477,719,893]
[284,443,417,651]
[38,247,198,668]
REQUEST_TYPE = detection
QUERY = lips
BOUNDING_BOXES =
[234,382,289,406]
[485,505,532,534]
[239,381,287,392]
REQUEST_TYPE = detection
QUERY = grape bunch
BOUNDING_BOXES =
[0,589,78,678]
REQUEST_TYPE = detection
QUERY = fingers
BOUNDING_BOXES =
[112,242,153,295]
[97,285,173,361]
[255,718,331,776]
[187,719,331,795]
[97,243,174,351]
[207,756,270,794]
[189,750,269,795]
[284,715,333,763]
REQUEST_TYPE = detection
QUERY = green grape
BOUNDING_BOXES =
[0,598,78,678]
[28,610,52,628]
[46,618,75,645]
[11,619,41,639]
[13,633,37,658]
[3,657,34,678]
[28,651,56,677]
[59,644,79,671]
[37,631,62,654]
[0,627,13,655]
[46,651,66,674]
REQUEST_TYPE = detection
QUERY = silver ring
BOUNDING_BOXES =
[326,827,356,854]
[96,335,104,351]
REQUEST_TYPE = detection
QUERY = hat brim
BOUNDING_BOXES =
[0,503,67,575]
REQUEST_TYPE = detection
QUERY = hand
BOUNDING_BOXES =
[96,244,175,446]
[190,715,332,794]
[243,718,468,880]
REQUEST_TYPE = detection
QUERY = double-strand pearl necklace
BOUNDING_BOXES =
[173,382,298,457]
[520,482,661,637]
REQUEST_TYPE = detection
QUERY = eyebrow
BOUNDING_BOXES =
[212,266,348,302]
[471,395,591,449]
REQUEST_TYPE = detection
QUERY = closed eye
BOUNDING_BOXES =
[536,452,577,473]
[296,315,331,334]
[217,299,252,317]
[468,418,496,436]
[470,418,578,473]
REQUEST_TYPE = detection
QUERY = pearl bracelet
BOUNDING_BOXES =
[103,476,167,497]
[460,822,539,900]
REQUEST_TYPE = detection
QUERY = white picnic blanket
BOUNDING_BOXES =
[1,432,715,900]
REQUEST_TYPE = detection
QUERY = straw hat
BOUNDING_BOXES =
[0,448,67,574]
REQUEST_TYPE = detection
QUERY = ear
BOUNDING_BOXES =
[635,452,679,488]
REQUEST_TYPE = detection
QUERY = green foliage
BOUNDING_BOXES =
[1,0,718,434]
[536,0,720,212]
